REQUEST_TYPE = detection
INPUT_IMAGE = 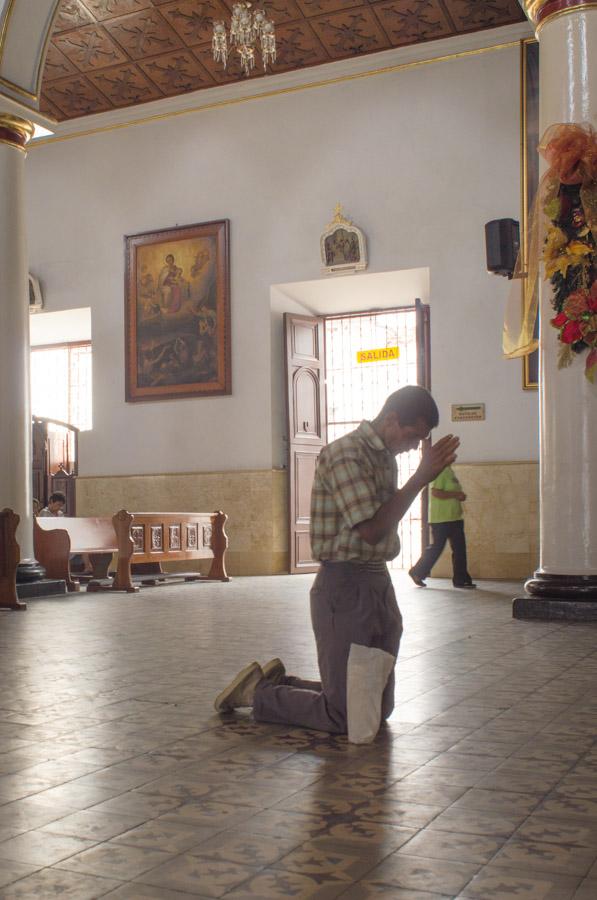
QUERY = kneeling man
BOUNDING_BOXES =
[215,386,459,738]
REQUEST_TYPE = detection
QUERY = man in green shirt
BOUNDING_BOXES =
[409,465,476,589]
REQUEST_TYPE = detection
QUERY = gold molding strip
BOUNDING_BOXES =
[31,39,520,148]
[0,0,17,68]
[0,73,37,101]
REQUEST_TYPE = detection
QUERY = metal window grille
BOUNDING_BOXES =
[324,309,422,570]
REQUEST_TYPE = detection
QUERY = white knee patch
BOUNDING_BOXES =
[346,643,396,744]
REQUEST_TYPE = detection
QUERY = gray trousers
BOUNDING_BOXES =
[253,561,403,734]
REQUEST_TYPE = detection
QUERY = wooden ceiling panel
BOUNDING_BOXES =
[52,0,96,32]
[297,0,366,18]
[138,48,216,92]
[272,20,328,71]
[158,0,231,47]
[43,42,80,82]
[443,0,524,32]
[372,0,453,47]
[81,0,154,19]
[43,74,114,117]
[310,7,390,59]
[53,24,129,71]
[252,0,306,26]
[42,0,527,120]
[103,8,184,58]
[87,61,164,104]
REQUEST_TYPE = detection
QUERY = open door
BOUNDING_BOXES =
[284,313,326,573]
[416,298,432,551]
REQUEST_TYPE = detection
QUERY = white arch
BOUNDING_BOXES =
[0,0,59,111]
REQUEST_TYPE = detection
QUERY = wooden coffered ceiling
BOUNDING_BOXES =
[41,0,526,121]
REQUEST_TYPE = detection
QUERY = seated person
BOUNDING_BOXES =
[38,491,66,517]
[37,491,92,575]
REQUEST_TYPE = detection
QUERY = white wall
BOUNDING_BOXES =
[25,44,538,477]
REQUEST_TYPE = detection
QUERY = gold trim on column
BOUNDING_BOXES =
[523,0,597,26]
[537,2,597,30]
[0,113,34,150]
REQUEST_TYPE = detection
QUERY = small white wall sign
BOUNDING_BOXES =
[451,403,485,422]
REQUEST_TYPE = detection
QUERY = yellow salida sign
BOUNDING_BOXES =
[356,346,400,364]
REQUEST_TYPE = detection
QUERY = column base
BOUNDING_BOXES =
[16,559,46,583]
[513,572,597,621]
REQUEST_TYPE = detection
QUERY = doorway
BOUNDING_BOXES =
[324,306,426,571]
[284,298,430,574]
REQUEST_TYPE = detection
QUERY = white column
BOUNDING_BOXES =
[538,7,597,577]
[0,113,35,561]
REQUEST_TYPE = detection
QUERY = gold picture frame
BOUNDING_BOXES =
[124,220,230,402]
[521,38,539,391]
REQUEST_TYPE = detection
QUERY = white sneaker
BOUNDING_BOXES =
[214,662,264,712]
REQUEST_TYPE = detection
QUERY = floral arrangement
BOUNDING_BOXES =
[540,125,597,381]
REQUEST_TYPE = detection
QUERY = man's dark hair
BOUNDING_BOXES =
[379,386,439,429]
[48,491,66,504]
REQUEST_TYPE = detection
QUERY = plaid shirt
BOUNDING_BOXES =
[310,420,400,562]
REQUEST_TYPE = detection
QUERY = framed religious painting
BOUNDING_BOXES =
[521,39,539,390]
[125,220,230,402]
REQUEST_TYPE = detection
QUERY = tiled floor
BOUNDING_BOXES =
[1,574,597,899]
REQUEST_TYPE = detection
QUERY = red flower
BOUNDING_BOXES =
[561,320,583,343]
[551,312,568,328]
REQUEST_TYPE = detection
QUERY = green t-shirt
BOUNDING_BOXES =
[429,466,463,524]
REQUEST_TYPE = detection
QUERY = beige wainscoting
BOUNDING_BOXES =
[76,462,538,580]
[76,469,289,576]
[429,462,539,581]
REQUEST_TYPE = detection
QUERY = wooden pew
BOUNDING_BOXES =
[0,508,26,610]
[113,510,229,585]
[33,510,229,592]
[34,514,136,593]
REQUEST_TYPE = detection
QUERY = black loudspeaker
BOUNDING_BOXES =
[485,218,520,277]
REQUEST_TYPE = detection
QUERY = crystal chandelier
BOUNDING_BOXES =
[212,2,276,78]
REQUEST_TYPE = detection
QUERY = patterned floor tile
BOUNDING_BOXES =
[186,826,302,865]
[0,830,96,866]
[452,789,543,816]
[54,842,173,879]
[102,885,212,899]
[272,840,380,880]
[40,809,142,842]
[0,859,42,889]
[134,853,261,896]
[491,837,597,877]
[341,885,451,899]
[0,868,122,899]
[362,852,480,894]
[397,828,504,864]
[458,865,581,899]
[112,817,217,853]
[429,807,526,838]
[223,866,353,898]
[572,879,597,899]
